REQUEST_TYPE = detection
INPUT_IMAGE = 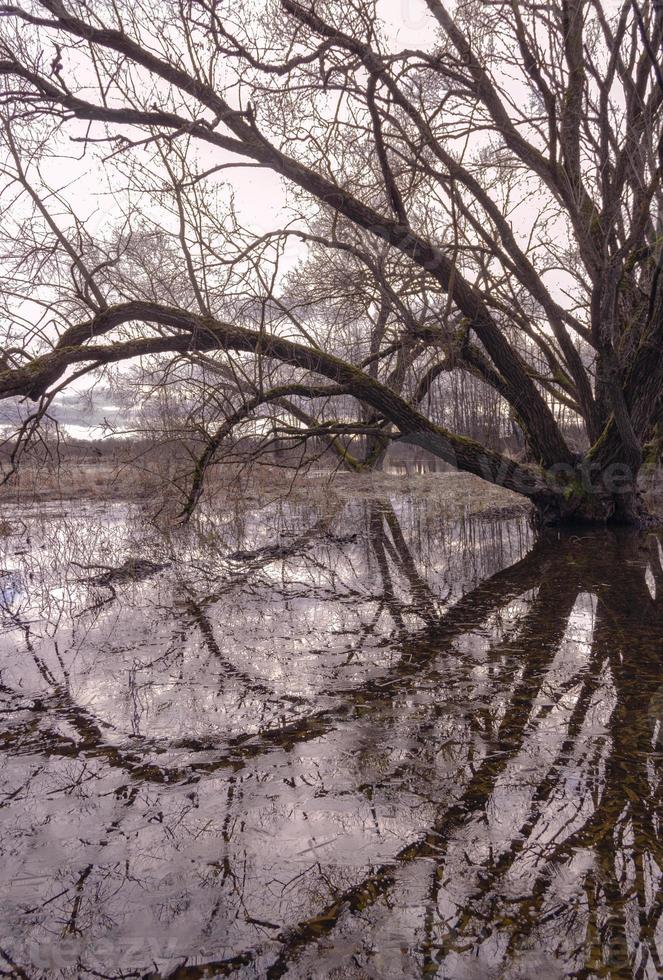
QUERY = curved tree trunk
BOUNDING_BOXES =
[0,300,656,527]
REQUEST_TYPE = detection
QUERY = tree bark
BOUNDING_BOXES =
[0,300,656,526]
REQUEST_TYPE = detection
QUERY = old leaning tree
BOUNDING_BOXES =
[0,0,662,523]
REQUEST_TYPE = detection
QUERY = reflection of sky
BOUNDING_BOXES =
[0,493,661,978]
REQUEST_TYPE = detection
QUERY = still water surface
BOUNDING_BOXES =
[0,488,662,978]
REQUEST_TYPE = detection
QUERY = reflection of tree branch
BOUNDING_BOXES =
[261,556,581,977]
[1,528,551,810]
[456,532,663,973]
[183,597,275,699]
[379,500,438,622]
[153,950,255,979]
[63,863,93,937]
[449,641,607,947]
[0,946,32,979]
[368,503,406,632]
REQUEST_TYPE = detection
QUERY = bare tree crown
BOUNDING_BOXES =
[0,0,661,522]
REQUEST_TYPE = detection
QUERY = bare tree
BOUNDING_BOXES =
[0,0,661,523]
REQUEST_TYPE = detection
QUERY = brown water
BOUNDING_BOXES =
[0,489,661,978]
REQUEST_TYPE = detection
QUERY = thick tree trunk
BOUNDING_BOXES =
[531,465,655,527]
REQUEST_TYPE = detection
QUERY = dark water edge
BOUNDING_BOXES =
[0,488,662,979]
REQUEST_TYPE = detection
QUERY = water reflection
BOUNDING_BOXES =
[0,492,662,978]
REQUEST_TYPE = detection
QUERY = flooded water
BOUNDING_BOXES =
[0,486,662,979]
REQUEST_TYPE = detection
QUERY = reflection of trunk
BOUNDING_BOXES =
[442,529,663,973]
[575,534,663,865]
[261,527,663,978]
